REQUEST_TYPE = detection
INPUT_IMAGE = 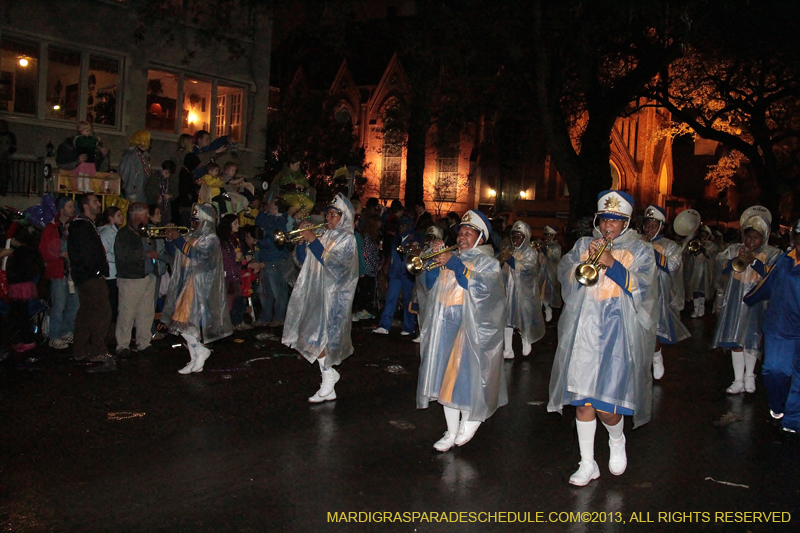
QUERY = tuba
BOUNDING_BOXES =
[674,209,701,238]
[406,245,460,275]
[146,226,190,238]
[273,223,327,246]
[574,233,613,286]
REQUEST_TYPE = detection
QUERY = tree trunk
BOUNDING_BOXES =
[403,98,427,208]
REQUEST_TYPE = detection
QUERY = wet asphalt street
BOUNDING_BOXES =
[1,311,799,533]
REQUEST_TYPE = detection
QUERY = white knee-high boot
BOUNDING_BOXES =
[434,406,461,451]
[743,350,758,393]
[504,327,514,359]
[455,409,481,446]
[178,333,198,374]
[603,418,627,475]
[726,350,746,394]
[570,419,600,486]
[652,348,664,380]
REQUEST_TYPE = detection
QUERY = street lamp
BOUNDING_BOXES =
[520,190,527,199]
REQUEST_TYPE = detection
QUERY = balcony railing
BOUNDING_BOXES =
[2,158,41,196]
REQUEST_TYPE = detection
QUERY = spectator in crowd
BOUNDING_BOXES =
[373,217,417,336]
[413,200,433,237]
[352,212,381,321]
[169,134,193,222]
[6,225,42,352]
[145,160,177,224]
[114,203,159,358]
[254,197,289,327]
[39,197,78,350]
[238,196,260,228]
[98,206,123,325]
[56,121,109,173]
[217,214,248,331]
[0,119,17,195]
[68,194,115,371]
[177,153,200,227]
[145,204,173,340]
[192,130,228,179]
[119,130,152,202]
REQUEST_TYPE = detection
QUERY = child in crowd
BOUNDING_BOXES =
[74,121,100,176]
[199,162,229,214]
[221,162,252,213]
[145,160,176,224]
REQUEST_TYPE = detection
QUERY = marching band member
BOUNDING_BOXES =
[417,210,507,451]
[713,206,781,395]
[163,203,232,374]
[684,224,717,318]
[412,225,444,344]
[283,193,359,403]
[548,190,657,487]
[539,225,562,322]
[743,219,800,432]
[643,205,691,379]
[499,221,545,359]
[373,217,418,336]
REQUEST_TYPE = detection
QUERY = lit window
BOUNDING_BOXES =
[381,135,402,199]
[435,144,459,202]
[146,70,178,133]
[0,37,38,115]
[216,85,244,141]
[183,77,212,136]
[46,48,80,120]
[88,56,119,126]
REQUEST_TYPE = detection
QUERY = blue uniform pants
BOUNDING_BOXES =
[764,335,800,431]
[379,275,416,333]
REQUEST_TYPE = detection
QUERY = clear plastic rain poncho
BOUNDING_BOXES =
[417,245,508,422]
[548,228,658,428]
[683,235,718,299]
[503,221,545,345]
[282,193,359,367]
[651,235,691,344]
[539,240,563,308]
[712,221,782,354]
[414,250,432,332]
[161,203,233,343]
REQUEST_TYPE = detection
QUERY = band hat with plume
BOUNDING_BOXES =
[426,225,444,240]
[457,210,491,244]
[644,205,667,223]
[596,190,634,220]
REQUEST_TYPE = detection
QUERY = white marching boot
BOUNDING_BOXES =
[191,344,212,372]
[652,349,664,380]
[178,336,197,374]
[454,410,481,446]
[309,357,340,403]
[503,327,515,359]
[726,350,746,394]
[696,297,706,317]
[522,341,532,356]
[604,419,627,475]
[743,350,758,393]
[434,407,460,452]
[570,419,600,487]
[543,303,553,323]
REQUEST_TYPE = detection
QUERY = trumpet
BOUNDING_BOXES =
[497,245,514,263]
[147,226,190,238]
[406,245,460,275]
[687,239,702,254]
[397,242,423,256]
[731,249,754,273]
[273,223,327,246]
[575,234,613,286]
[530,240,544,252]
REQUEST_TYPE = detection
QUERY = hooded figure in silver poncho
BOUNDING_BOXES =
[683,224,718,317]
[413,224,444,343]
[283,193,359,402]
[713,207,782,395]
[162,203,232,374]
[501,220,545,358]
[417,209,507,452]
[548,190,657,488]
[539,225,563,321]
[642,205,691,381]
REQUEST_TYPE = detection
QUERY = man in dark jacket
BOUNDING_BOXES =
[68,194,114,371]
[114,203,159,357]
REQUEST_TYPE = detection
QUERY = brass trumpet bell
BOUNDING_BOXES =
[731,250,754,273]
[146,226,190,238]
[687,239,702,254]
[575,238,612,286]
[273,223,327,246]
[406,245,460,275]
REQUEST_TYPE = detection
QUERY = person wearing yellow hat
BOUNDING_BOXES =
[548,190,658,487]
[119,130,152,203]
[713,206,782,395]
